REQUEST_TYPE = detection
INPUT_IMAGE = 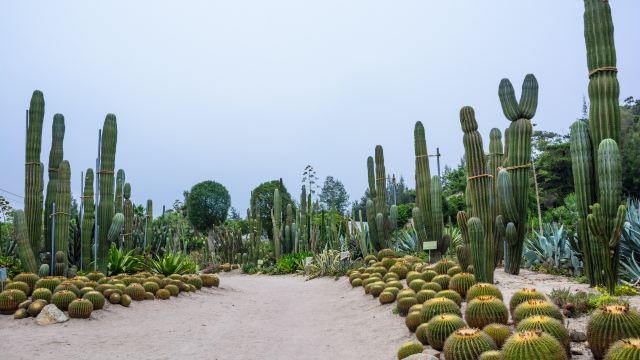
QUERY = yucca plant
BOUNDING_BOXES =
[621,198,640,284]
[106,245,143,275]
[146,252,197,276]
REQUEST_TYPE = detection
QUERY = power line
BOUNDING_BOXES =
[0,187,24,199]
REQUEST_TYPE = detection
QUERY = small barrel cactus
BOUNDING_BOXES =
[405,311,423,332]
[35,277,62,292]
[120,294,132,307]
[432,274,451,290]
[409,279,427,293]
[434,259,457,275]
[587,304,640,359]
[379,291,395,304]
[604,338,640,360]
[417,289,436,303]
[86,272,106,282]
[186,276,203,290]
[0,289,27,314]
[422,282,442,292]
[165,284,180,297]
[143,281,160,294]
[467,283,503,302]
[397,296,419,316]
[156,289,171,300]
[125,283,146,301]
[109,293,121,304]
[27,299,47,317]
[82,291,106,310]
[447,266,462,277]
[436,290,463,306]
[425,314,467,351]
[54,282,81,297]
[422,270,438,282]
[6,281,31,296]
[415,323,429,345]
[144,292,155,300]
[516,315,570,352]
[32,288,52,302]
[483,323,512,348]
[14,308,28,319]
[370,282,386,297]
[38,264,50,277]
[479,351,504,360]
[397,341,423,360]
[51,290,77,311]
[443,328,498,360]
[466,296,509,329]
[509,288,546,315]
[449,272,476,297]
[420,297,461,323]
[513,300,563,325]
[68,299,93,319]
[501,331,567,360]
[13,272,39,291]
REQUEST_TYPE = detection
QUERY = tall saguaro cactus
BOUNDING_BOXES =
[44,114,65,256]
[272,188,282,259]
[54,161,71,269]
[569,0,625,293]
[497,74,537,274]
[81,169,95,271]
[459,106,495,283]
[123,183,133,249]
[114,169,125,213]
[414,121,432,252]
[488,128,505,265]
[24,90,45,256]
[97,114,117,272]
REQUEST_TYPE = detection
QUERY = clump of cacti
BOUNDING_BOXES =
[0,290,27,315]
[516,315,569,352]
[509,288,546,314]
[604,339,640,360]
[465,295,509,329]
[397,341,423,360]
[501,331,567,360]
[587,304,640,359]
[512,300,563,325]
[483,323,512,348]
[425,314,467,351]
[51,290,77,311]
[432,274,451,290]
[68,299,93,319]
[443,327,498,360]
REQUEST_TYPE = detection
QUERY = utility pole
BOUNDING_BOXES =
[429,147,442,177]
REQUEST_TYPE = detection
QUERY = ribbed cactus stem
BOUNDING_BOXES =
[272,188,282,259]
[114,169,124,214]
[81,169,95,271]
[25,90,45,256]
[299,186,307,252]
[13,210,38,273]
[54,161,71,267]
[366,200,379,251]
[97,114,117,272]
[374,145,389,245]
[122,183,133,249]
[488,128,504,265]
[145,199,153,249]
[414,121,432,253]
[430,176,445,257]
[44,114,65,256]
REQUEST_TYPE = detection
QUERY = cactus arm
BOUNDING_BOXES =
[13,210,39,273]
[498,79,520,121]
[518,74,539,119]
[54,161,71,268]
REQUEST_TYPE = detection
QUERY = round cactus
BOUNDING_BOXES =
[120,294,132,307]
[425,314,467,351]
[415,323,429,345]
[186,276,203,290]
[165,284,180,297]
[422,282,442,292]
[144,292,155,300]
[405,311,423,332]
[384,287,400,297]
[32,287,52,303]
[587,304,640,359]
[68,299,93,319]
[86,272,106,282]
[156,288,171,300]
[389,264,409,279]
[6,281,31,296]
[467,283,503,302]
[27,299,47,317]
[351,278,363,287]
[406,271,422,284]
[124,283,146,301]
[13,273,39,291]
[54,282,81,297]
[466,296,509,329]
[14,308,28,319]
[447,266,462,277]
[501,331,567,360]
[397,296,419,316]
[478,350,503,360]
[483,323,512,348]
[509,288,546,314]
[383,272,399,282]
[108,293,121,304]
[51,290,77,311]
[434,259,457,275]
[0,289,27,314]
[432,274,451,290]
[417,289,437,303]
[386,280,403,290]
[436,290,463,306]
[379,291,395,305]
[364,254,377,264]
[422,270,438,282]
[35,277,61,292]
[420,297,462,323]
[443,328,498,360]
[82,291,105,310]
[397,341,423,360]
[516,315,569,352]
[449,272,476,297]
[397,289,416,300]
[604,338,640,360]
[409,279,427,293]
[381,257,396,269]
[69,279,86,290]
[378,248,395,260]
[513,300,563,324]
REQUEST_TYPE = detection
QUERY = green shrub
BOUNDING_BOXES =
[146,252,196,276]
[106,245,143,275]
[276,252,314,274]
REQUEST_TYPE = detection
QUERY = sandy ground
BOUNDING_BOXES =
[0,271,413,360]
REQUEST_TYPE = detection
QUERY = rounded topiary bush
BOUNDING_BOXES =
[513,300,563,325]
[587,304,640,359]
[501,331,567,360]
[397,341,423,360]
[420,297,461,323]
[516,315,569,352]
[449,272,476,298]
[443,328,498,360]
[483,323,512,348]
[465,296,509,329]
[425,314,467,351]
[509,288,546,315]
[466,283,503,302]
[604,338,640,360]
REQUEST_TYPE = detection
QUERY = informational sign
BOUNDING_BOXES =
[423,241,438,251]
[257,260,264,268]
[0,268,6,292]
[340,251,350,261]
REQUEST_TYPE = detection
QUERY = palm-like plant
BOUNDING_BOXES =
[146,252,196,276]
[106,244,144,275]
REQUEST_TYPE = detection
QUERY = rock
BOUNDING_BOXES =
[571,349,584,355]
[570,330,587,342]
[403,353,438,360]
[35,304,69,325]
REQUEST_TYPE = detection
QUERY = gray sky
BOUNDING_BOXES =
[1,1,639,215]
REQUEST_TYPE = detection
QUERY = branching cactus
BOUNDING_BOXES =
[97,114,117,272]
[25,90,45,256]
[497,74,536,275]
[569,0,625,293]
[81,169,95,270]
[460,106,495,283]
[122,182,133,250]
[54,161,71,267]
[44,114,65,256]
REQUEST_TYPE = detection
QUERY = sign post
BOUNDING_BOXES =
[423,241,438,263]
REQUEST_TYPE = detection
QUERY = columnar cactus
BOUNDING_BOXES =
[569,0,625,293]
[497,74,536,275]
[430,175,449,258]
[456,211,472,271]
[488,128,504,265]
[123,183,133,249]
[459,107,495,283]
[81,169,95,270]
[25,90,45,256]
[97,114,117,272]
[299,185,307,252]
[114,169,124,213]
[13,210,38,273]
[414,121,432,252]
[44,114,65,256]
[54,161,71,269]
[272,188,282,259]
[145,199,153,248]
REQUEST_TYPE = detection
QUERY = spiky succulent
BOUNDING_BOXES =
[165,284,180,297]
[379,292,395,304]
[425,314,467,351]
[516,315,569,352]
[513,300,563,325]
[417,289,436,303]
[479,351,504,360]
[435,259,457,275]
[416,323,429,345]
[436,290,463,306]
[120,294,132,307]
[13,273,39,291]
[467,283,503,302]
[483,323,512,348]
[0,290,27,315]
[6,281,30,296]
[449,272,476,298]
[587,304,640,359]
[54,282,81,297]
[501,331,567,360]
[443,328,498,360]
[156,289,171,300]
[604,339,640,360]
[409,279,427,293]
[420,297,461,323]
[68,299,93,319]
[447,266,462,277]
[51,290,77,311]
[397,341,423,360]
[405,311,423,332]
[422,282,442,293]
[108,293,121,304]
[509,288,546,314]
[466,296,509,329]
[82,291,105,310]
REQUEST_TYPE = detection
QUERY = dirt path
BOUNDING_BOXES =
[0,272,413,360]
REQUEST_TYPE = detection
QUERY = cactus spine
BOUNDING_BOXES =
[54,161,71,271]
[44,114,65,257]
[497,74,536,274]
[81,169,95,270]
[459,107,495,283]
[123,183,133,249]
[97,114,117,272]
[13,210,38,273]
[25,90,45,256]
[569,0,625,293]
[114,169,124,213]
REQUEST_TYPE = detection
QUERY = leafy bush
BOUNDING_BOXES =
[106,245,144,275]
[594,284,639,297]
[0,255,22,278]
[146,252,196,276]
[547,287,629,318]
[276,252,314,274]
[396,203,414,228]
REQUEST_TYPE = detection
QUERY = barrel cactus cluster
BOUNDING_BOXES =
[0,271,220,320]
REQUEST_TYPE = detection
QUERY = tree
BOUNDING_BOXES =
[302,165,319,200]
[187,181,231,258]
[250,179,293,239]
[532,130,573,210]
[441,160,466,197]
[621,97,640,197]
[318,176,350,213]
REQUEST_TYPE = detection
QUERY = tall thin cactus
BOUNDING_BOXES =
[54,161,71,268]
[114,169,124,214]
[123,183,133,249]
[497,74,536,274]
[414,121,433,252]
[24,90,45,256]
[44,114,65,257]
[81,169,95,271]
[13,210,38,273]
[299,185,307,252]
[97,114,117,272]
[145,199,153,250]
[366,157,380,250]
[488,128,504,265]
[272,188,282,259]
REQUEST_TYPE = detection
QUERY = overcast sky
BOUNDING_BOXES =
[1,1,639,215]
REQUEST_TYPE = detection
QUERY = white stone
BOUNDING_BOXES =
[35,304,69,325]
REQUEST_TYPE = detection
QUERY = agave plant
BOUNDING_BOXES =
[106,244,144,275]
[523,222,582,275]
[304,248,359,279]
[146,251,197,276]
[621,198,640,284]
[396,228,418,253]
